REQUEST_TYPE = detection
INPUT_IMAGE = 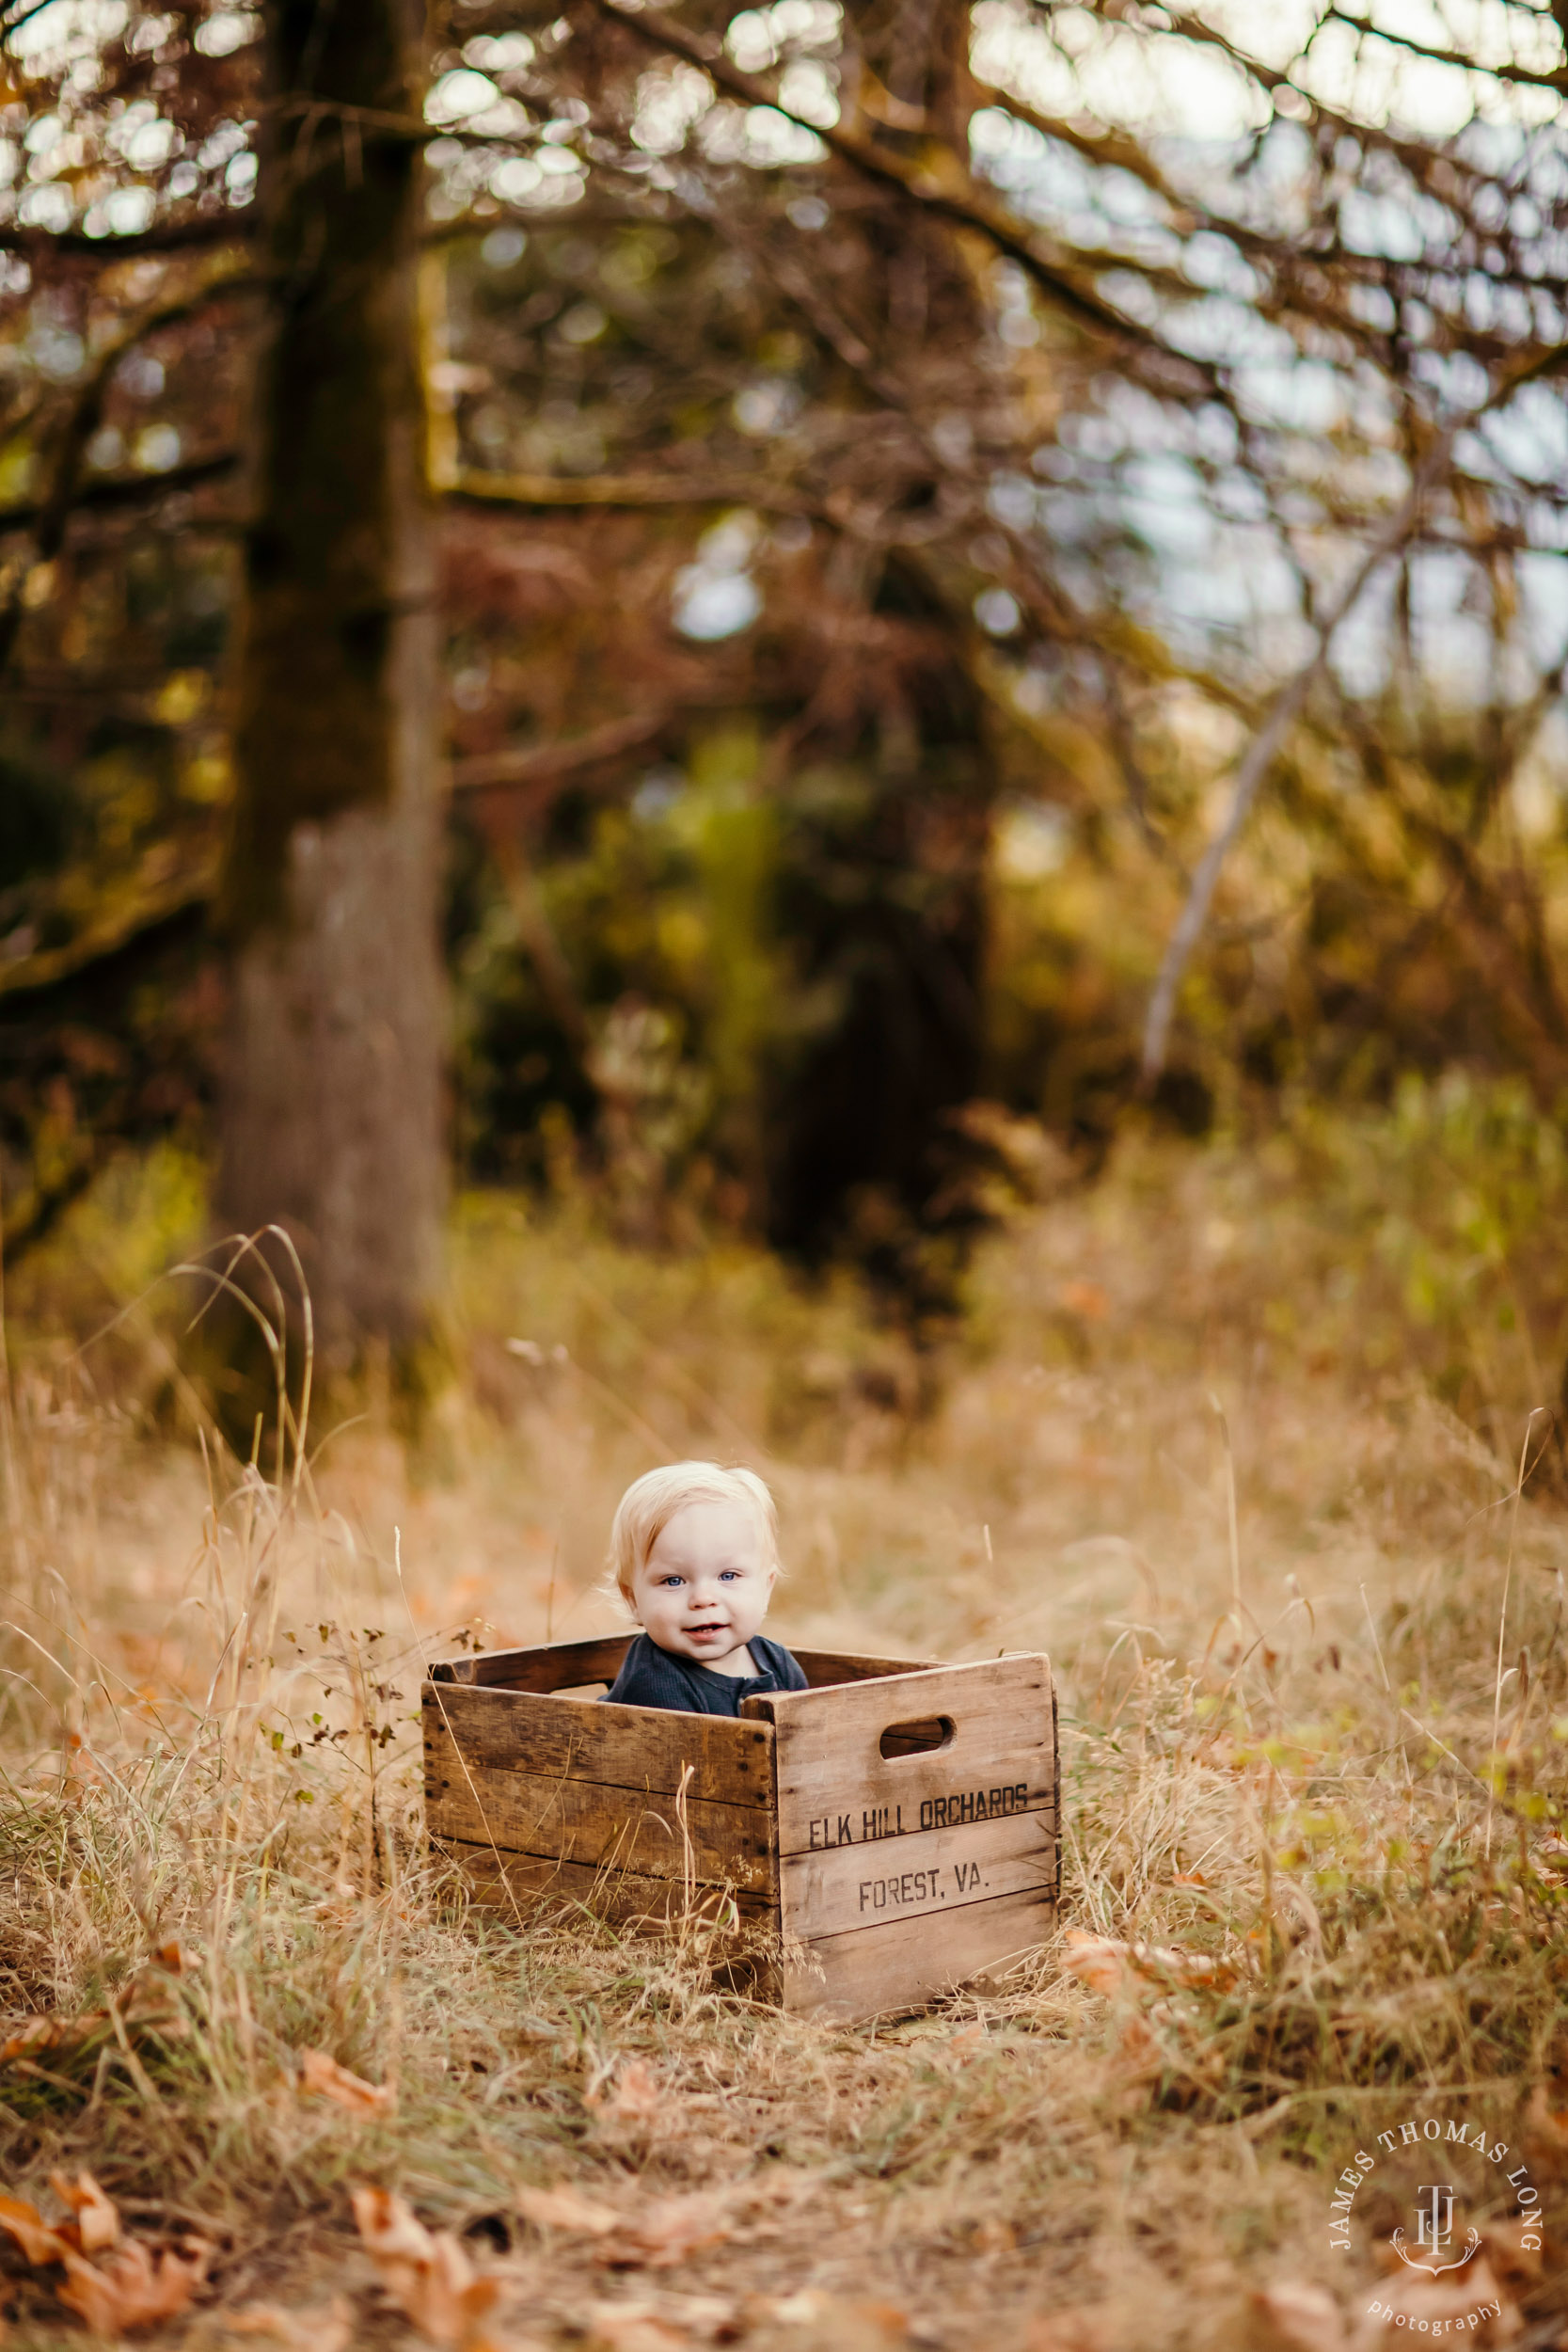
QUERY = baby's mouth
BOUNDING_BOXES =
[686,1622,727,1641]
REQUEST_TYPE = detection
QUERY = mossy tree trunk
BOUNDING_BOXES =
[216,0,443,1363]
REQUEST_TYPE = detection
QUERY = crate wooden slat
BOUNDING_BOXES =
[426,1635,942,1693]
[434,1839,777,1924]
[424,1680,774,1806]
[779,1883,1051,2018]
[424,1640,1056,2022]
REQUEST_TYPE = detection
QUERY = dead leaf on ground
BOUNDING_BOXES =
[970,2217,1015,2253]
[751,2295,911,2349]
[351,2185,500,2349]
[587,2293,736,2344]
[0,2013,109,2068]
[55,2236,213,2334]
[601,2198,729,2271]
[585,2057,661,2125]
[298,2049,394,2115]
[47,2170,119,2255]
[1060,1931,1132,1995]
[1479,2217,1550,2292]
[583,2310,692,2352]
[515,2184,619,2239]
[214,2294,354,2352]
[1060,1927,1232,1995]
[0,1978,187,2071]
[515,2185,727,2272]
[1250,2280,1349,2352]
[1022,2314,1109,2352]
[0,2193,74,2265]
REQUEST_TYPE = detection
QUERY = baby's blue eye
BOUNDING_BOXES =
[720,1570,740,1581]
[657,1575,684,1587]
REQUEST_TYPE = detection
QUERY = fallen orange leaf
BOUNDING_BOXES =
[1060,1931,1130,1996]
[583,2313,689,2352]
[47,2170,119,2256]
[515,2185,619,2239]
[0,2192,74,2265]
[1249,2279,1348,2352]
[586,2058,661,2125]
[1061,1927,1232,1996]
[217,2295,355,2352]
[299,2049,393,2116]
[55,2237,212,2334]
[351,2185,499,2348]
[601,2198,729,2272]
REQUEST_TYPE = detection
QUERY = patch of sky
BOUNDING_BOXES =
[1327,564,1395,701]
[8,0,127,64]
[724,0,840,73]
[18,185,72,230]
[776,57,838,128]
[734,379,800,437]
[673,511,763,641]
[464,31,534,71]
[738,105,823,166]
[1180,230,1259,300]
[1517,552,1568,669]
[987,472,1037,532]
[1478,383,1568,490]
[1122,454,1212,559]
[633,766,684,822]
[27,318,82,377]
[1409,345,1491,417]
[1345,280,1397,333]
[630,62,712,155]
[1093,269,1163,328]
[1058,408,1125,464]
[194,9,256,54]
[1237,358,1346,432]
[1338,185,1451,262]
[995,801,1070,882]
[1163,294,1291,368]
[974,587,1021,636]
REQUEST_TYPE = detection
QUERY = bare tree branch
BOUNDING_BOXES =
[0,263,256,673]
[1138,446,1456,1088]
[451,707,671,797]
[0,452,238,534]
[446,463,817,514]
[585,0,1178,360]
[1324,8,1567,93]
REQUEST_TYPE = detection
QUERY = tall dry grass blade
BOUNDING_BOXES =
[1486,1405,1548,1859]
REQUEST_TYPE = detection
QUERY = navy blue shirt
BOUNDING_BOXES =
[604,1631,809,1716]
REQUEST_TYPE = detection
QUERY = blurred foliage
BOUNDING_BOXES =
[3,0,1568,1342]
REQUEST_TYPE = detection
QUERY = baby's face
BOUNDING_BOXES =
[629,1499,777,1674]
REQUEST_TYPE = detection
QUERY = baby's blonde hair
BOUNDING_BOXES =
[609,1460,780,1600]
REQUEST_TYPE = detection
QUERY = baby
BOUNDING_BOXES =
[602,1460,808,1716]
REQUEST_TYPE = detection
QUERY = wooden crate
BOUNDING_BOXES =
[423,1633,1057,2022]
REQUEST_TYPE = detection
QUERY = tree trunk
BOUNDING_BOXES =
[216,0,443,1361]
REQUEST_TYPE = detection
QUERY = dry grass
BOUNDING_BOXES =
[2,1095,1568,2351]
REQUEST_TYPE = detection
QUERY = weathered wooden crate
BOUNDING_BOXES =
[423,1633,1057,2021]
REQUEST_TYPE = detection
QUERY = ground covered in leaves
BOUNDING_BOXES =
[3,1107,1568,2351]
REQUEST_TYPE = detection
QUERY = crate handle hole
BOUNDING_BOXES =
[879,1714,955,1757]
